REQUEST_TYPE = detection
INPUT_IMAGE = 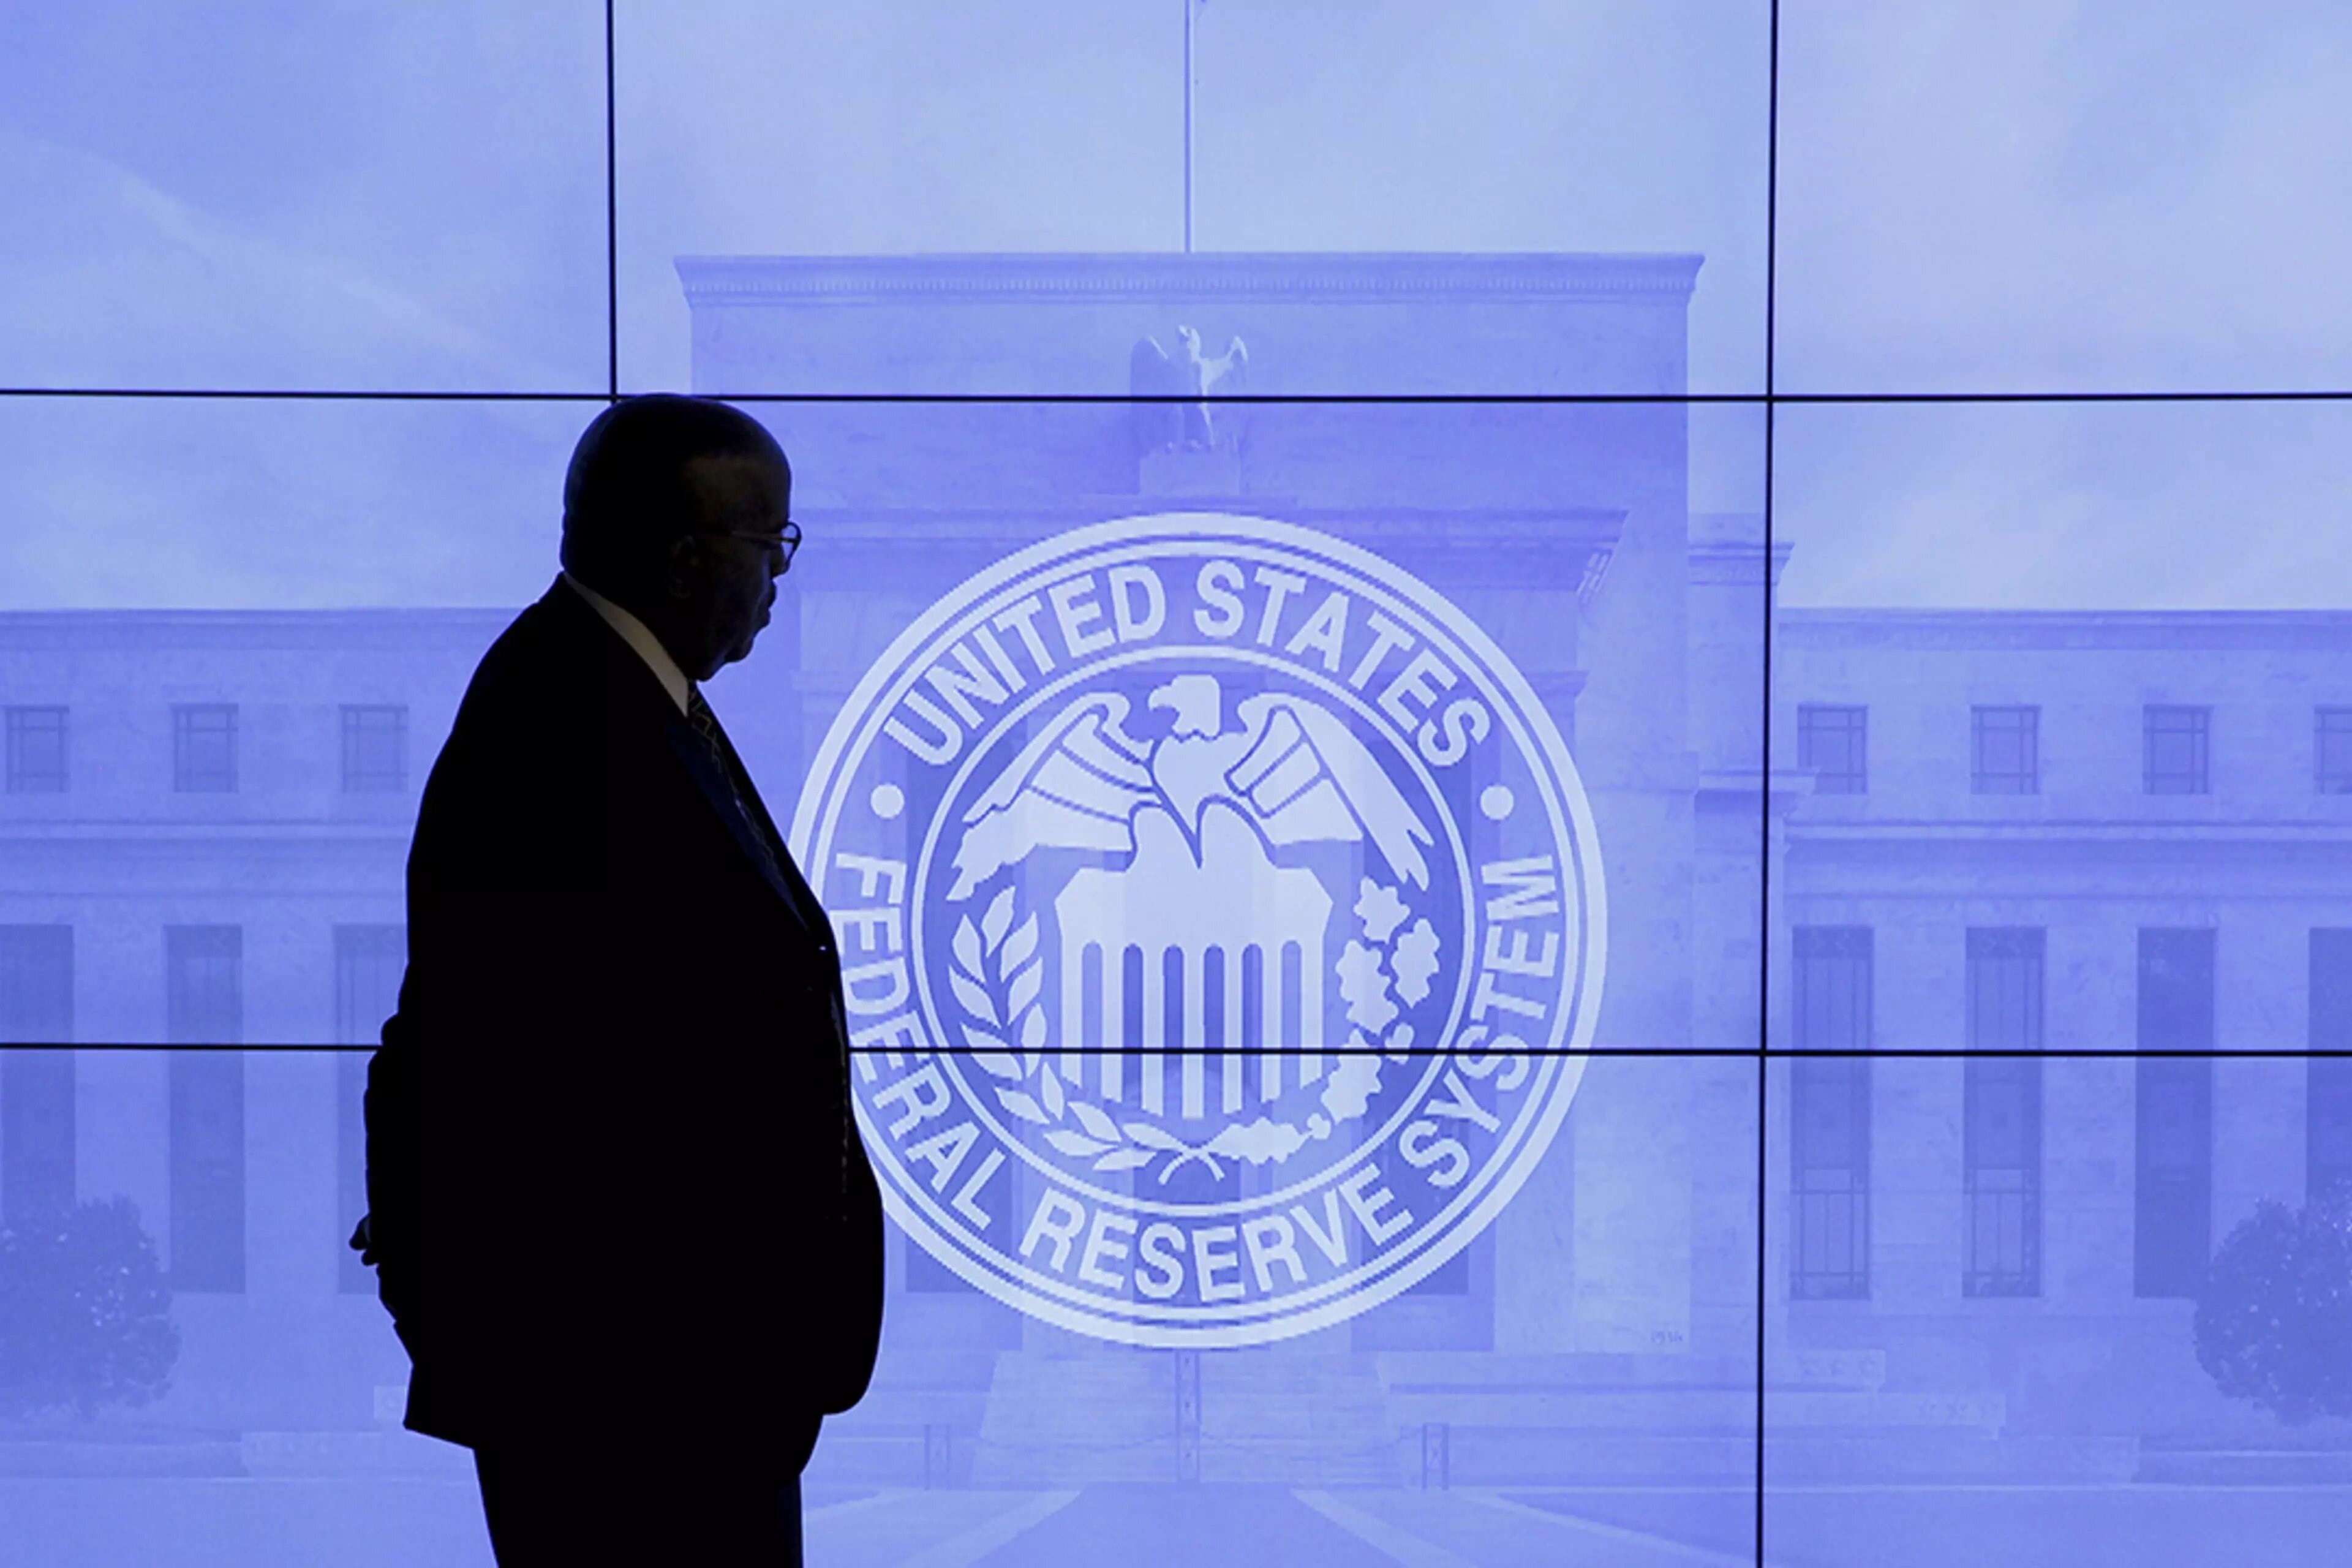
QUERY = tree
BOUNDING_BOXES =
[0,1197,179,1420]
[2194,1191,2352,1425]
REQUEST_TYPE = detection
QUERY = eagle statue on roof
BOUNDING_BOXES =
[1129,325,1249,452]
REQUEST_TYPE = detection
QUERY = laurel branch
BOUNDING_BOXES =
[949,888,1189,1178]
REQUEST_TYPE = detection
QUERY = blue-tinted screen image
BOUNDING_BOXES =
[3,4,2350,1564]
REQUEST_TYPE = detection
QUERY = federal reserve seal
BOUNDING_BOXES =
[792,514,1604,1346]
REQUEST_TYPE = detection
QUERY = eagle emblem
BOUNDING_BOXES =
[935,673,1443,1179]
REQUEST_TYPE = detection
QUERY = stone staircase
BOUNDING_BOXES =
[966,1347,1399,1486]
[816,1341,2114,1489]
[2138,1432,2352,1485]
[1373,1347,2113,1485]
[802,1348,998,1489]
[1763,1347,2007,1481]
[1379,1352,1759,1485]
[970,1348,1188,1485]
[1198,1353,1400,1485]
[1765,1347,2127,1482]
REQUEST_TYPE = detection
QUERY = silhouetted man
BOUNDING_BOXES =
[353,396,883,1565]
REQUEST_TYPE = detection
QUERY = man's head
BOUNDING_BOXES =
[559,396,796,682]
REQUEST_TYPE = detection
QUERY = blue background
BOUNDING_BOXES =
[4,3,2351,1563]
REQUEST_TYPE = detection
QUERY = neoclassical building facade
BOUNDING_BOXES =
[0,253,2343,1485]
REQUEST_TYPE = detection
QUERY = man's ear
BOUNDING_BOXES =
[663,532,705,603]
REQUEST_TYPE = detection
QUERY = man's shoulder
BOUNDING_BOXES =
[418,586,611,790]
[472,581,587,682]
[450,582,628,723]
[431,581,694,793]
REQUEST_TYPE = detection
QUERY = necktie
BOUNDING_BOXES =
[687,687,785,892]
[689,688,855,1219]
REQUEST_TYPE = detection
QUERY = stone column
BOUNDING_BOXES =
[1493,1108,1577,1352]
[75,1050,168,1238]
[1495,1051,1696,1354]
[2043,1054,2136,1303]
[2213,1055,2304,1245]
[243,1050,336,1303]
[2045,922,2135,1303]
[1871,922,1964,1304]
[1871,1054,1965,1306]
[2215,905,2310,1234]
[74,907,170,1262]
[1758,1054,1793,1368]
[1683,1055,1761,1367]
[1683,515,1784,1367]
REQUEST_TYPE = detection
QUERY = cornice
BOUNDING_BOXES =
[1687,540,1793,587]
[1787,818,2352,846]
[677,252,1704,307]
[1779,609,2352,653]
[1695,766,1814,812]
[799,503,1626,545]
[0,608,515,653]
[791,506,1626,595]
[10,599,2331,655]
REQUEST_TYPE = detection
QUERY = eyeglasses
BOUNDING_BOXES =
[704,520,802,570]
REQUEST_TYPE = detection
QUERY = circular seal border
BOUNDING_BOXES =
[792,512,1608,1347]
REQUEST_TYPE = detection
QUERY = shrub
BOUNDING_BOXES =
[0,1196,180,1420]
[2195,1191,2352,1425]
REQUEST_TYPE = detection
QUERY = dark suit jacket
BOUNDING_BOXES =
[358,576,883,1469]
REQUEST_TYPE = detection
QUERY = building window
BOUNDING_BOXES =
[1793,926,1873,1054]
[1798,705,1868,794]
[167,926,243,1292]
[2143,705,2209,795]
[173,704,238,794]
[335,926,405,1293]
[0,926,75,1226]
[1792,1059,1870,1298]
[4,707,68,793]
[1971,706,2039,795]
[1792,928,1872,1300]
[2309,932,2352,1203]
[2136,930,2215,1298]
[1964,929,2043,1297]
[341,706,409,794]
[2317,710,2352,794]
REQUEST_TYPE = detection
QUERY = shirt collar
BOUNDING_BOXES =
[562,571,693,717]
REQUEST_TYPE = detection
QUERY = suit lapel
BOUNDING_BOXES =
[657,710,810,927]
[549,576,812,930]
[731,753,833,946]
